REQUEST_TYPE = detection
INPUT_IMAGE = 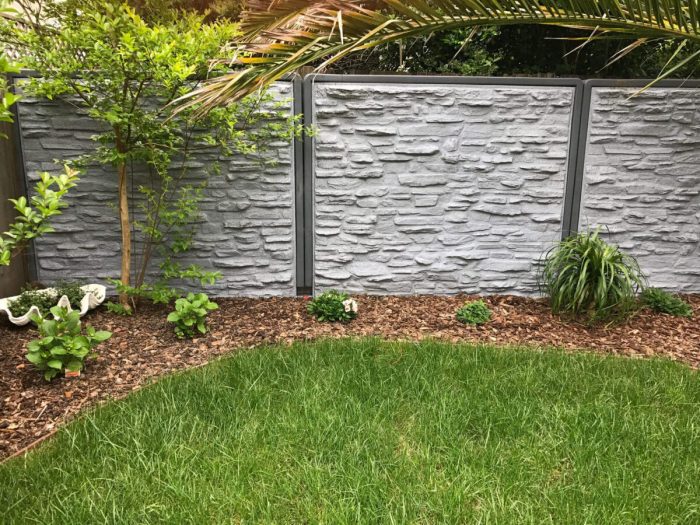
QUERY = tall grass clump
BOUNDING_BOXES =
[540,229,646,323]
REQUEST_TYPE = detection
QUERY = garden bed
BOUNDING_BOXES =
[1,293,699,460]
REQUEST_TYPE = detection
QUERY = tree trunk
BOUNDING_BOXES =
[117,160,131,308]
[115,130,131,309]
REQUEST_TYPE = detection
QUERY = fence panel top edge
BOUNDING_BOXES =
[303,73,583,88]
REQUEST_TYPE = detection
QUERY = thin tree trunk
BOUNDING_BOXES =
[116,131,131,309]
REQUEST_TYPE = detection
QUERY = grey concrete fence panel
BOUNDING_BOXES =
[578,80,700,292]
[6,74,699,297]
[14,79,298,296]
[309,75,581,295]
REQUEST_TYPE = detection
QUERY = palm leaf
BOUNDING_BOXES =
[178,0,700,112]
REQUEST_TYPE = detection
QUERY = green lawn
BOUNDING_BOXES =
[1,339,699,524]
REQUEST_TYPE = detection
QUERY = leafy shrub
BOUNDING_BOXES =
[105,301,134,316]
[307,290,358,323]
[540,229,646,323]
[641,288,693,317]
[0,167,79,266]
[26,306,111,381]
[8,281,89,318]
[456,300,492,325]
[167,293,218,339]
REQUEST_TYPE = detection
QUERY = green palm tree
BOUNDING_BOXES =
[180,0,700,111]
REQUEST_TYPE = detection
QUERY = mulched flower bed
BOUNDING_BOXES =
[1,294,699,461]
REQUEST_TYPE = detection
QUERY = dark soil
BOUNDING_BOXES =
[1,294,699,461]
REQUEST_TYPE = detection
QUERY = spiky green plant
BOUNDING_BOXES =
[540,229,646,323]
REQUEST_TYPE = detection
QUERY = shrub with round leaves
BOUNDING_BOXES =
[167,293,218,339]
[456,300,492,325]
[26,306,112,381]
[307,290,358,323]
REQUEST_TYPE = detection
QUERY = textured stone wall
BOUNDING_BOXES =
[312,82,575,294]
[581,87,700,292]
[17,83,297,296]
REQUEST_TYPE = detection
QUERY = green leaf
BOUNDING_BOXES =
[66,359,83,372]
[26,352,43,364]
[47,359,63,370]
[92,330,112,342]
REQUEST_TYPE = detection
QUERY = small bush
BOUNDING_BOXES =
[540,229,646,323]
[26,306,112,381]
[456,300,492,325]
[307,290,358,323]
[8,281,88,318]
[105,301,133,316]
[641,288,693,317]
[167,293,218,339]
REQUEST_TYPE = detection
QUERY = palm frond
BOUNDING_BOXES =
[179,0,700,112]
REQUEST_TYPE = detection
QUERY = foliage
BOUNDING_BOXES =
[329,24,700,79]
[0,166,79,266]
[127,0,245,22]
[26,306,111,381]
[8,281,88,317]
[166,292,218,338]
[307,290,358,323]
[2,0,304,309]
[105,301,134,316]
[0,0,19,136]
[335,26,501,76]
[183,0,700,109]
[641,288,693,318]
[540,229,646,323]
[456,300,492,325]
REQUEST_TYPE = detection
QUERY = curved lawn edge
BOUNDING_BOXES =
[0,335,687,463]
[2,338,698,523]
[0,336,695,464]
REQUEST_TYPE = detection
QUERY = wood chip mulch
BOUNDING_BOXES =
[1,294,699,461]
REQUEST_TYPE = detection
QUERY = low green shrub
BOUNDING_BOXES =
[307,290,358,323]
[26,306,112,381]
[105,301,134,316]
[540,229,646,323]
[167,293,218,339]
[8,281,87,317]
[456,300,492,325]
[641,288,693,317]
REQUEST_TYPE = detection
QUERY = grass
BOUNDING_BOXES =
[1,339,699,524]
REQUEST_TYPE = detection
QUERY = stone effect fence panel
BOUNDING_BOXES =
[9,76,700,298]
[312,82,575,295]
[17,83,297,296]
[580,87,700,292]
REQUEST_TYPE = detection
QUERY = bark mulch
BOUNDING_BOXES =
[1,294,699,461]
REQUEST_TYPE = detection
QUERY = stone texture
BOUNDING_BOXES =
[581,88,700,292]
[312,83,575,295]
[17,83,296,296]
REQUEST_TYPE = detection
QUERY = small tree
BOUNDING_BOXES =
[3,0,303,309]
[0,0,19,136]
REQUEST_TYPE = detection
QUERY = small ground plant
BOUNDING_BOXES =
[540,229,646,323]
[456,300,492,325]
[167,293,218,339]
[641,288,693,317]
[307,290,358,322]
[105,301,134,316]
[9,281,88,317]
[26,307,111,381]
